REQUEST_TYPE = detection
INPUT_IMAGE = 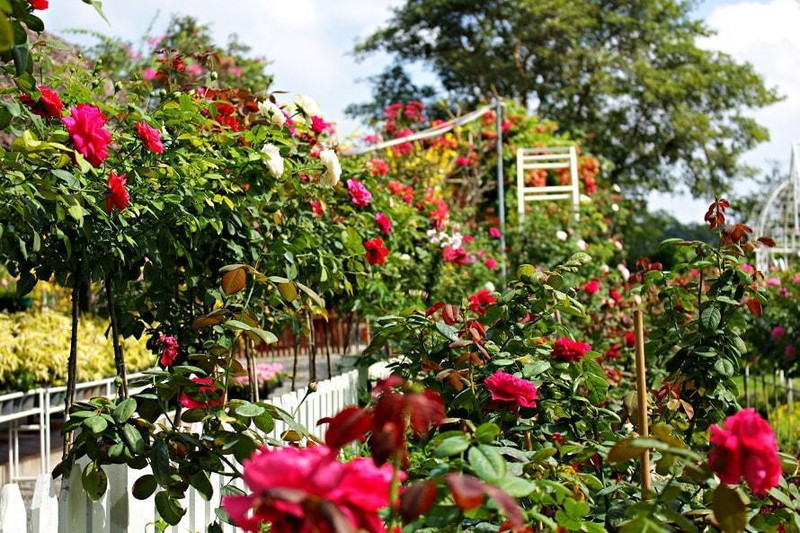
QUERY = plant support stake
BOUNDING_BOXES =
[634,309,651,498]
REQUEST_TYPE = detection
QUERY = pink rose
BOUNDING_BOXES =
[484,257,498,270]
[347,179,372,207]
[157,334,179,366]
[771,326,786,341]
[367,158,389,177]
[488,226,502,239]
[222,445,395,532]
[708,408,781,495]
[62,104,112,167]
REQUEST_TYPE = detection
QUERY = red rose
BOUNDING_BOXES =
[21,85,63,118]
[583,279,600,294]
[28,0,48,10]
[179,377,225,409]
[375,212,392,235]
[364,238,389,266]
[624,331,636,348]
[484,371,538,415]
[367,158,389,177]
[709,408,782,495]
[134,121,164,154]
[467,289,496,316]
[442,245,469,265]
[62,104,112,167]
[157,334,179,366]
[309,200,324,217]
[552,337,592,363]
[106,171,130,212]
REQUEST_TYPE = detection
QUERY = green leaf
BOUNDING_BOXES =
[155,491,186,526]
[619,516,669,533]
[82,463,108,501]
[132,474,157,500]
[247,327,279,345]
[151,438,171,486]
[123,423,145,454]
[468,445,506,483]
[606,436,643,463]
[189,471,213,501]
[112,399,136,424]
[83,415,108,434]
[700,305,721,331]
[67,204,84,224]
[234,402,266,418]
[434,435,471,457]
[475,422,501,444]
[498,476,536,498]
[253,410,275,433]
[0,13,12,51]
[714,358,735,377]
[712,484,748,533]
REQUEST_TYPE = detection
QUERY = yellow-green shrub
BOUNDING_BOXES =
[0,309,153,390]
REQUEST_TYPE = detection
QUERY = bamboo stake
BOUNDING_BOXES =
[63,279,81,458]
[105,277,128,399]
[634,310,651,498]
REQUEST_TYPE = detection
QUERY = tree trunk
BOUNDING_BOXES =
[105,277,128,399]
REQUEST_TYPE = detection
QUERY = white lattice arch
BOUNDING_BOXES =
[755,141,800,272]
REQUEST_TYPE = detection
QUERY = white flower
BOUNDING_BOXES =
[556,230,568,241]
[484,281,496,292]
[576,239,587,251]
[612,184,622,193]
[294,93,320,117]
[449,232,463,249]
[600,264,610,274]
[319,149,341,186]
[614,240,623,251]
[611,203,619,212]
[617,263,631,281]
[580,194,592,204]
[399,253,411,261]
[261,143,284,177]
[258,100,286,127]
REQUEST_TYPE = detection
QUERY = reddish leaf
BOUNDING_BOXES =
[443,304,461,325]
[371,375,405,398]
[425,302,445,316]
[407,390,445,436]
[485,485,525,532]
[399,481,438,524]
[744,298,762,315]
[757,236,776,248]
[446,474,486,511]
[370,420,405,466]
[319,406,373,450]
[221,267,246,295]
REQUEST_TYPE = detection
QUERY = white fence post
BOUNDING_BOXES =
[31,473,59,533]
[0,483,26,533]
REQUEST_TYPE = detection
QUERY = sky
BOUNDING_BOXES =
[39,0,800,224]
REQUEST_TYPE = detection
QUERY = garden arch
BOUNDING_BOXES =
[755,141,800,272]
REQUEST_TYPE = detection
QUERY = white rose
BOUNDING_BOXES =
[261,143,284,177]
[484,281,496,292]
[556,230,568,241]
[617,263,631,281]
[319,149,341,186]
[258,100,286,127]
[294,93,320,117]
[576,239,587,251]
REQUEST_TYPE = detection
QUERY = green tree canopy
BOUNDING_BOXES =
[354,0,781,195]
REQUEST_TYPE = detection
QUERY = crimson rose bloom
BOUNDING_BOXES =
[583,279,600,294]
[347,178,372,207]
[552,337,592,363]
[484,371,538,415]
[62,104,112,167]
[222,445,395,533]
[134,121,164,154]
[364,238,389,266]
[179,377,225,409]
[28,0,48,9]
[468,289,496,316]
[106,171,130,212]
[157,334,179,366]
[21,85,63,118]
[375,212,392,234]
[709,408,782,495]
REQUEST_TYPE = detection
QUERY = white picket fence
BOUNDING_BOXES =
[0,361,395,533]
